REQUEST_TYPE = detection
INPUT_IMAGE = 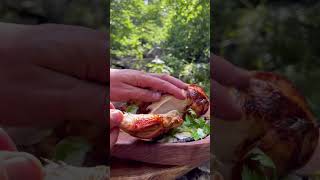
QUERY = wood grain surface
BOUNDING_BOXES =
[111,131,210,166]
[110,157,196,180]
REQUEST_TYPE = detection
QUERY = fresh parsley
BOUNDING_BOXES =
[176,108,210,140]
[241,148,278,180]
[126,104,139,114]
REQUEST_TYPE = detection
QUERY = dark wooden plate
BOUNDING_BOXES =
[111,131,210,166]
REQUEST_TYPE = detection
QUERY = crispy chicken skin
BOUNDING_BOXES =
[187,84,210,116]
[120,110,183,139]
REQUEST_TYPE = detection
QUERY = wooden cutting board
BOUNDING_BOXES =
[111,131,210,166]
[110,157,197,180]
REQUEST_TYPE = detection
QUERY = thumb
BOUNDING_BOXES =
[110,109,123,129]
[0,151,44,180]
[110,128,120,151]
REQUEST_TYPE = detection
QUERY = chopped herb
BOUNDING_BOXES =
[249,148,276,169]
[241,148,278,180]
[191,130,201,140]
[126,104,139,114]
[176,108,210,141]
[197,128,206,139]
[242,165,267,180]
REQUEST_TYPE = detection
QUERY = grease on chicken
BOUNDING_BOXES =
[120,110,184,139]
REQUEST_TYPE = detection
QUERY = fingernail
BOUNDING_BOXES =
[3,152,43,180]
[111,110,123,124]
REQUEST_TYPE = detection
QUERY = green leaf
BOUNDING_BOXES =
[203,123,210,135]
[184,114,193,126]
[177,108,210,141]
[242,148,278,180]
[242,165,267,180]
[248,148,276,169]
[198,117,208,129]
[191,130,200,141]
[53,137,91,166]
[126,104,139,114]
[196,128,206,139]
[187,108,197,117]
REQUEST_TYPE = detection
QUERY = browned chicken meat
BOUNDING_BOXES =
[120,110,184,139]
[117,84,209,139]
[123,84,209,116]
[213,72,319,179]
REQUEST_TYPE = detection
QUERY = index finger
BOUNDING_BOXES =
[127,73,186,100]
[149,73,188,90]
[211,55,250,89]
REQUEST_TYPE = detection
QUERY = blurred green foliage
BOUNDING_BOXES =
[212,0,320,119]
[0,0,106,30]
[111,0,210,94]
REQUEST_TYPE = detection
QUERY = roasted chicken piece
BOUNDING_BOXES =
[125,84,209,117]
[213,72,319,179]
[116,84,209,140]
[120,110,183,139]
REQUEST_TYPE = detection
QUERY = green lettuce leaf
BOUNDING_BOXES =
[53,137,91,166]
[177,108,210,140]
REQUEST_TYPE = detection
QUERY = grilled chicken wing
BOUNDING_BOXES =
[213,72,319,179]
[120,110,183,139]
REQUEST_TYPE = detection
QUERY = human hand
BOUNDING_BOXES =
[0,23,107,127]
[0,128,43,180]
[110,103,123,151]
[110,69,188,102]
[211,55,250,120]
[211,55,251,179]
